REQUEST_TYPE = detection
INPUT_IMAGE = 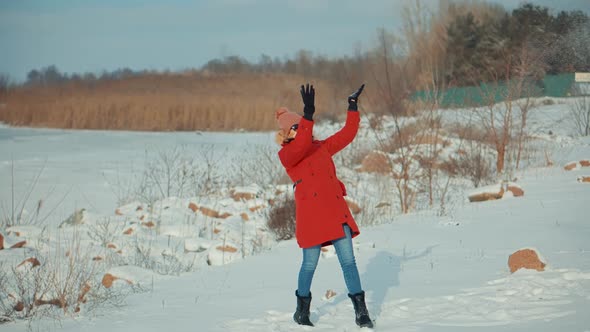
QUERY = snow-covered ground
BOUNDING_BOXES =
[0,98,589,331]
[0,126,276,219]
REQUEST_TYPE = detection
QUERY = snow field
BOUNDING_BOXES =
[0,97,589,331]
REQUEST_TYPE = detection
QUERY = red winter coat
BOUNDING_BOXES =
[278,111,360,248]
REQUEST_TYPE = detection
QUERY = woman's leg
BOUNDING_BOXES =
[332,224,362,295]
[334,225,374,327]
[297,245,321,297]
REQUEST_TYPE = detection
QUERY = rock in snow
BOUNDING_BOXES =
[508,248,546,273]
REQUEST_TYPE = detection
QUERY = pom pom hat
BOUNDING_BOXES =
[275,107,302,135]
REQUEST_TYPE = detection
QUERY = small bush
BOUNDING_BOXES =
[267,195,296,241]
[1,162,65,229]
[104,145,225,206]
[443,143,495,188]
[447,122,491,145]
[0,235,126,323]
[230,145,285,187]
[385,120,422,152]
[384,113,444,153]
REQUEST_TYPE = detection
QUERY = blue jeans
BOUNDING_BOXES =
[297,224,362,297]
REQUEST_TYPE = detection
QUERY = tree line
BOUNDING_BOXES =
[0,1,590,109]
[443,2,589,86]
[1,2,583,92]
[202,2,589,88]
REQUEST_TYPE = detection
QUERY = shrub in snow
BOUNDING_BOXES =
[358,151,392,174]
[448,143,495,188]
[0,243,127,322]
[266,195,296,241]
[129,240,196,275]
[86,217,126,247]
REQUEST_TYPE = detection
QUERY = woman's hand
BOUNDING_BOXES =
[348,84,365,111]
[300,83,315,121]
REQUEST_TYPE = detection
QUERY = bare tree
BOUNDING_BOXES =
[512,43,545,169]
[368,28,417,214]
[568,96,590,136]
[475,48,517,175]
[475,42,544,174]
[363,0,452,213]
[369,28,411,117]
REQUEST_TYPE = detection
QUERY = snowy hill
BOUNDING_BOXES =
[27,155,590,332]
[0,98,589,331]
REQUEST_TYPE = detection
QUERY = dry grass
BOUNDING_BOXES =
[0,231,126,322]
[266,194,296,241]
[0,73,341,131]
[384,114,444,153]
[447,122,492,146]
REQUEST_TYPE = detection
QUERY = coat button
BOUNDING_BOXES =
[345,214,348,218]
[336,195,340,199]
[314,193,318,197]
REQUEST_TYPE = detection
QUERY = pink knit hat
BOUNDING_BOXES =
[275,107,302,135]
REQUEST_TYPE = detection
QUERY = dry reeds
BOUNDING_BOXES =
[0,73,340,132]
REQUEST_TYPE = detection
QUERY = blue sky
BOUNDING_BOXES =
[1,0,589,82]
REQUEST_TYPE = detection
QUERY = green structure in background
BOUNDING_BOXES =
[543,73,578,97]
[413,73,588,108]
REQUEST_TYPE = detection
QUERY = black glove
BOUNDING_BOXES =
[300,83,315,121]
[348,84,365,111]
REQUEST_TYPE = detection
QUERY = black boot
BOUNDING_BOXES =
[348,291,374,328]
[293,291,314,326]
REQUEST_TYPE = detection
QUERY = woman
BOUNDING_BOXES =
[275,83,373,328]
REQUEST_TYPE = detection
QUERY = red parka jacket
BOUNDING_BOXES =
[278,111,360,248]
